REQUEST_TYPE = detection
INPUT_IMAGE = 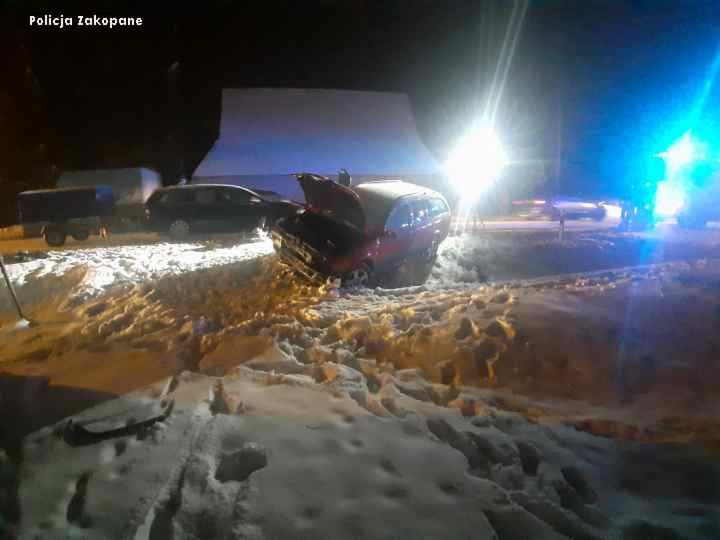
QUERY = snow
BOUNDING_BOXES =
[14,359,720,538]
[3,227,720,538]
[1,234,273,311]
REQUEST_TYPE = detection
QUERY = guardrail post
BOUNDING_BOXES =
[0,254,31,322]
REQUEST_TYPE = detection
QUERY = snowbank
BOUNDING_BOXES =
[0,236,274,314]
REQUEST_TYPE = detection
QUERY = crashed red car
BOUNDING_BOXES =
[272,173,451,286]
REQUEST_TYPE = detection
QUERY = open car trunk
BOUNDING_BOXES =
[280,210,364,256]
[295,173,366,232]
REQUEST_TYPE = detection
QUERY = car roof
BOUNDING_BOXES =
[154,184,265,199]
[352,181,446,231]
[156,183,255,192]
[19,186,111,195]
[352,180,438,201]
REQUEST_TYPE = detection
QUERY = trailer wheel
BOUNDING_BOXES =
[168,219,190,240]
[71,229,90,241]
[44,227,67,247]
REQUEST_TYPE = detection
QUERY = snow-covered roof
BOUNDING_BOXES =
[354,180,440,201]
[57,167,161,205]
[192,88,441,179]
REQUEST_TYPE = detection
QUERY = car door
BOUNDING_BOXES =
[375,201,414,270]
[409,198,432,254]
[165,189,196,227]
[428,197,451,244]
[217,187,264,231]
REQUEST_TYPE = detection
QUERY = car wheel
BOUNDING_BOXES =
[412,248,437,285]
[342,263,371,288]
[71,229,90,241]
[168,219,190,240]
[423,242,438,264]
[44,227,66,247]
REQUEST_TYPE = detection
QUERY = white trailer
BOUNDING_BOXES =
[57,167,161,230]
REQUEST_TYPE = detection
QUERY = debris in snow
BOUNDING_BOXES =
[215,443,268,483]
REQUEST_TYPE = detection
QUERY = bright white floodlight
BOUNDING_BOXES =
[445,126,507,200]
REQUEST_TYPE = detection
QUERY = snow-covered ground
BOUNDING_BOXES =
[2,228,720,538]
[0,234,273,312]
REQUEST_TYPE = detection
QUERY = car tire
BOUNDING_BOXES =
[71,229,90,241]
[342,262,372,288]
[168,219,191,240]
[423,242,438,264]
[413,247,437,285]
[44,227,66,247]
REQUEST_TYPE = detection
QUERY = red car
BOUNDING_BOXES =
[272,174,451,287]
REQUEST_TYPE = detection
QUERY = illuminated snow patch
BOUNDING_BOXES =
[4,238,274,299]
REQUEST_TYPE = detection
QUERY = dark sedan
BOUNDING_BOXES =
[145,184,301,239]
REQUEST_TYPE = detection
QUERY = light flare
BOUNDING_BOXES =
[654,181,686,217]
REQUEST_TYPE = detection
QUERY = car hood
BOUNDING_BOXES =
[295,173,365,232]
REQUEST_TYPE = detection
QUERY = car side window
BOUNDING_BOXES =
[429,198,449,218]
[153,192,170,204]
[195,189,217,205]
[386,203,412,233]
[220,188,251,204]
[166,190,192,204]
[411,200,430,226]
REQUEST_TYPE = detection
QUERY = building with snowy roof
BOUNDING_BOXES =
[191,88,443,202]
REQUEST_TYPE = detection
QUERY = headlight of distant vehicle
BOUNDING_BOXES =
[655,182,686,217]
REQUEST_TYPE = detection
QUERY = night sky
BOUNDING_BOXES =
[1,0,719,225]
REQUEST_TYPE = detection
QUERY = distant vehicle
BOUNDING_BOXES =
[550,197,607,221]
[511,199,551,219]
[645,135,720,228]
[145,184,301,239]
[57,167,161,231]
[272,174,451,287]
[512,197,606,221]
[17,187,115,246]
[673,164,720,229]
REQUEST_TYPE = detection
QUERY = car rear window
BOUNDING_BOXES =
[220,188,251,204]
